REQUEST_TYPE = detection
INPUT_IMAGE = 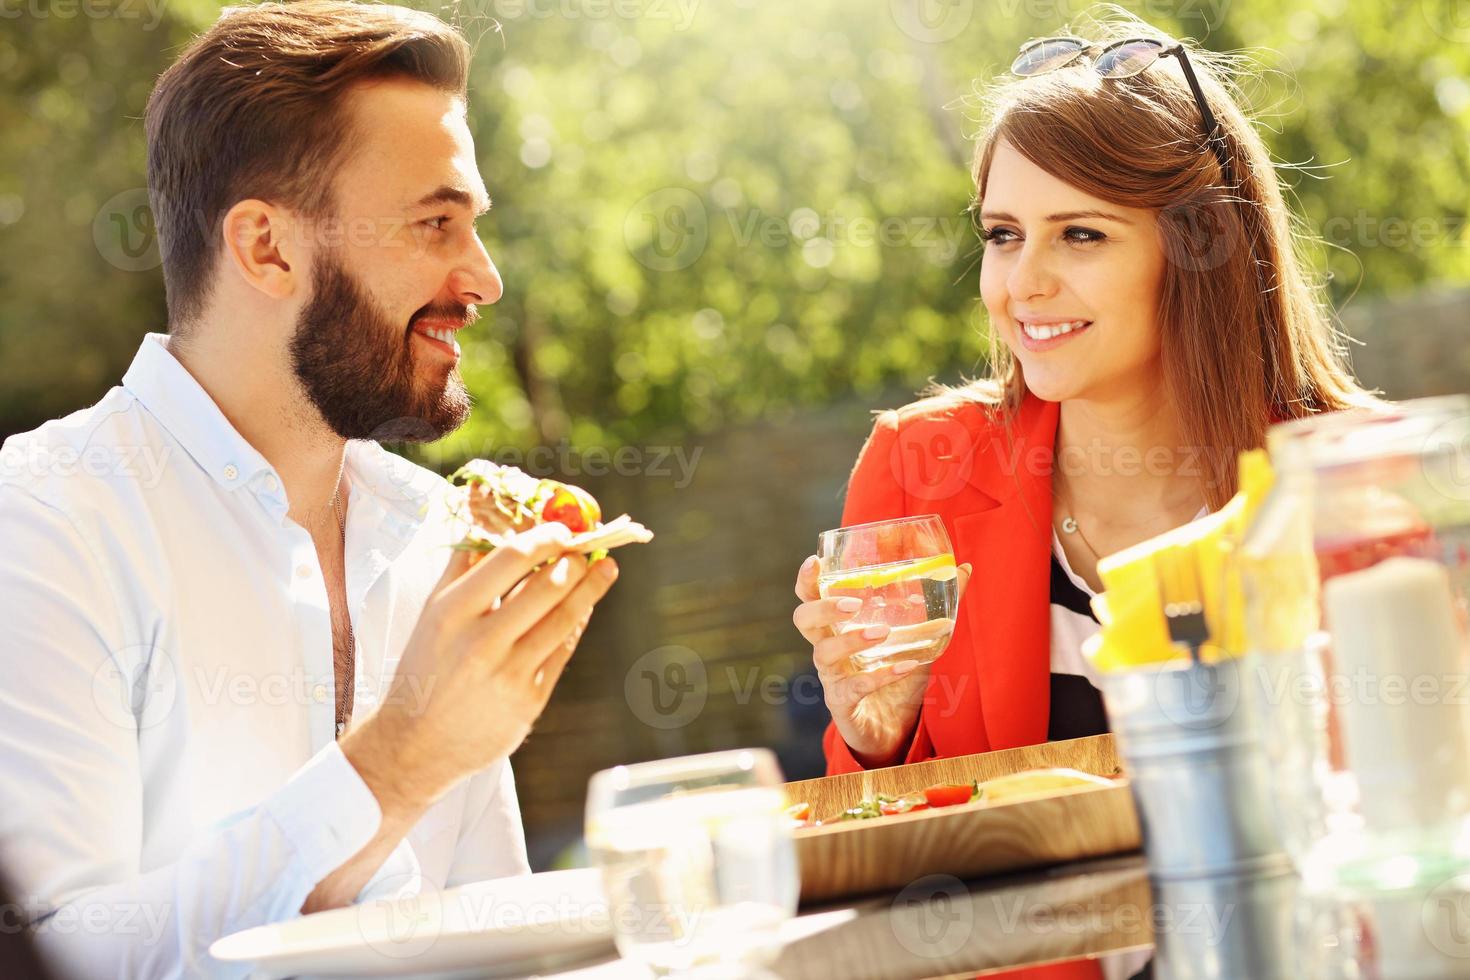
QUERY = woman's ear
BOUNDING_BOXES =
[219,199,299,301]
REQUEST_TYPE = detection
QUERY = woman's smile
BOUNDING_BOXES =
[1015,316,1095,352]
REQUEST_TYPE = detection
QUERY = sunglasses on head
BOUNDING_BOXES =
[1011,36,1236,189]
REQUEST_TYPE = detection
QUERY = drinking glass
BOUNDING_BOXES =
[817,514,958,672]
[585,749,799,977]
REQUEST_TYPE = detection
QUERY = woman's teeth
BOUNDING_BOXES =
[1021,320,1091,341]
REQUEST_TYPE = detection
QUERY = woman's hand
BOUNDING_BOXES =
[793,555,971,769]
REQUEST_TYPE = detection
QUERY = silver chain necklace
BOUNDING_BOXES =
[1057,476,1207,562]
[332,484,354,739]
[1055,475,1102,561]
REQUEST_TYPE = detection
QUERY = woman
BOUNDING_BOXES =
[794,16,1380,779]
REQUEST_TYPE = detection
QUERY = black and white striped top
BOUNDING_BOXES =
[1046,507,1208,742]
[1046,531,1111,742]
[1049,524,1190,980]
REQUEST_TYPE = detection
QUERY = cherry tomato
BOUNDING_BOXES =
[540,484,601,533]
[923,784,976,808]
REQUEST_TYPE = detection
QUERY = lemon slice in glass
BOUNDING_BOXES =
[822,553,956,592]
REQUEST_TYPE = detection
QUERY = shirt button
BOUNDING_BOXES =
[312,684,328,703]
[223,463,238,481]
[265,475,279,493]
[295,564,313,579]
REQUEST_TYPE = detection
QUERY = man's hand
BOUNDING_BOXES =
[306,522,617,911]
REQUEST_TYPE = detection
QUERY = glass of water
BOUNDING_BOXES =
[585,749,799,977]
[818,514,959,673]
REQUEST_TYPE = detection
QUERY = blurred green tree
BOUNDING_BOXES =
[1,0,1466,451]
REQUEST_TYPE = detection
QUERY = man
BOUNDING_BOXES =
[0,3,617,976]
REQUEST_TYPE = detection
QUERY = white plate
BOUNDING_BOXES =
[210,868,615,979]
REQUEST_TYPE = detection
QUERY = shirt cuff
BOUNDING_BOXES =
[262,741,384,885]
[356,837,423,904]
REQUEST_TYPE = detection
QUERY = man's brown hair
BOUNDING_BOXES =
[145,1,471,327]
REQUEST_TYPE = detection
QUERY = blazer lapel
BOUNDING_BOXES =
[953,494,1052,749]
[951,395,1059,750]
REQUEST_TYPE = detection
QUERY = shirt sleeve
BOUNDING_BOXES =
[442,759,532,888]
[0,484,384,980]
[822,411,938,775]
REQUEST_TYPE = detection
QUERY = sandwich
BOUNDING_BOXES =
[447,460,654,561]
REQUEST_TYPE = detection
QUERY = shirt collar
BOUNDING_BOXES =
[122,333,274,493]
[344,439,441,538]
[123,333,441,537]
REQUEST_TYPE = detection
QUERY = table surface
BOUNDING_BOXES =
[531,855,1159,980]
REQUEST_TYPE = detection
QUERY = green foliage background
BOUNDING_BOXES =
[1,0,1468,449]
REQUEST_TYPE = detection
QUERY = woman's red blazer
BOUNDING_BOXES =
[823,390,1065,775]
[822,391,1120,980]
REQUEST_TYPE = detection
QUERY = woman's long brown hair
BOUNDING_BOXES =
[944,10,1383,509]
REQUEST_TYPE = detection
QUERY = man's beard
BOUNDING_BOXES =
[289,252,473,443]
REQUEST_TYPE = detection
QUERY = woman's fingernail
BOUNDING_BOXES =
[862,624,890,640]
[893,660,920,675]
[836,597,863,613]
[801,556,816,574]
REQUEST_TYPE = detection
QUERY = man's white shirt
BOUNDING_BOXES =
[0,333,530,978]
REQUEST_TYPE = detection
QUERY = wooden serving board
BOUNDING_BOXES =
[786,735,1140,904]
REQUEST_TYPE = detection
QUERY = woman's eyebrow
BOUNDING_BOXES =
[980,209,1133,225]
